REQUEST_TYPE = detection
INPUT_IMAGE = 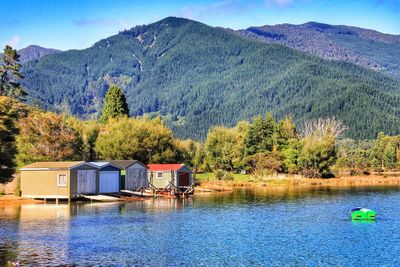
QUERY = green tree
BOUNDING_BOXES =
[95,116,181,164]
[99,85,129,123]
[244,151,283,179]
[177,139,205,173]
[336,139,374,175]
[298,118,347,178]
[370,133,400,170]
[204,123,246,171]
[277,116,297,147]
[298,136,336,178]
[0,97,20,182]
[244,113,276,156]
[65,116,99,161]
[281,139,301,174]
[0,45,25,97]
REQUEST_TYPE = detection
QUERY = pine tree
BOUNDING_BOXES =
[99,85,129,123]
[0,97,19,183]
[0,45,25,97]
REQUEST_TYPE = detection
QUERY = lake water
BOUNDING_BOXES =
[1,186,400,266]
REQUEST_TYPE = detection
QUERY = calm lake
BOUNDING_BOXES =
[1,186,400,266]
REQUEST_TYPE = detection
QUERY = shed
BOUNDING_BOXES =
[20,161,98,200]
[147,164,192,189]
[90,162,122,193]
[108,160,148,190]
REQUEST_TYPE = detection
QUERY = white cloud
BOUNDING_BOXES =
[72,18,133,29]
[180,0,252,20]
[7,36,21,47]
[265,0,294,7]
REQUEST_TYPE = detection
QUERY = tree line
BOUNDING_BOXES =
[20,17,400,141]
[2,45,400,184]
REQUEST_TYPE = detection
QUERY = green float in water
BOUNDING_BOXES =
[351,207,376,220]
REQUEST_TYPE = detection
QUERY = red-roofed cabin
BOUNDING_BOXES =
[148,164,192,189]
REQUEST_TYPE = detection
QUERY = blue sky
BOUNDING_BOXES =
[1,0,399,51]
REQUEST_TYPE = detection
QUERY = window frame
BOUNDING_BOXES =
[156,171,163,179]
[57,173,67,187]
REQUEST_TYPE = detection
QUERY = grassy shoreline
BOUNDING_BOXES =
[195,174,400,192]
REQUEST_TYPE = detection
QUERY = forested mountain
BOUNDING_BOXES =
[21,17,400,140]
[239,22,400,79]
[1,45,60,63]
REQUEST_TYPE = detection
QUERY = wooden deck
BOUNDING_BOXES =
[81,195,123,202]
[120,190,155,197]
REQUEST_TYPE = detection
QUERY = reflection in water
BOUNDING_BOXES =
[1,186,400,266]
[17,204,70,265]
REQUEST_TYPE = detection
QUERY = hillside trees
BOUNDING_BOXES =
[99,85,129,123]
[0,45,25,97]
[20,17,400,140]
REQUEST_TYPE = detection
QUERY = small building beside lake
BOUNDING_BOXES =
[108,160,148,191]
[19,160,191,199]
[148,164,192,189]
[90,162,122,193]
[20,161,98,199]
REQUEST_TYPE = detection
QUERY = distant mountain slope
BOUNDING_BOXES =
[1,45,60,63]
[21,17,400,140]
[239,22,400,79]
[18,45,60,63]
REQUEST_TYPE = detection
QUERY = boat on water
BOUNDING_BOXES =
[350,207,376,220]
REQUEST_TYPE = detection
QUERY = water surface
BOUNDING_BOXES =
[1,186,400,266]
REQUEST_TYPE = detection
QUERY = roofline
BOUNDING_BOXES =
[125,160,148,169]
[20,168,50,171]
[69,162,98,170]
[96,162,122,170]
[148,165,188,172]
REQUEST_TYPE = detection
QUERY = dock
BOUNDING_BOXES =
[81,195,123,202]
[120,190,155,198]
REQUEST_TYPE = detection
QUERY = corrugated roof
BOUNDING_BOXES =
[148,164,185,171]
[89,161,122,170]
[108,160,145,169]
[20,161,85,170]
[89,162,109,167]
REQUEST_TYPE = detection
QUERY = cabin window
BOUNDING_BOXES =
[57,174,67,187]
[156,172,163,179]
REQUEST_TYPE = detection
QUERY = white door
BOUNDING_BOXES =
[77,170,96,194]
[99,171,119,193]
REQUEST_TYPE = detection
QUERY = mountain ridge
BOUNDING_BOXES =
[238,21,400,79]
[20,17,400,140]
[1,45,60,63]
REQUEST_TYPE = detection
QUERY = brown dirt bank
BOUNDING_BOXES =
[0,195,43,206]
[196,175,400,192]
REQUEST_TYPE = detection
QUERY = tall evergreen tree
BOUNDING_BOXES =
[0,45,25,97]
[99,85,129,123]
[0,97,19,183]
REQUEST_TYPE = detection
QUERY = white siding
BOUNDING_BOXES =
[77,170,96,194]
[125,163,148,190]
